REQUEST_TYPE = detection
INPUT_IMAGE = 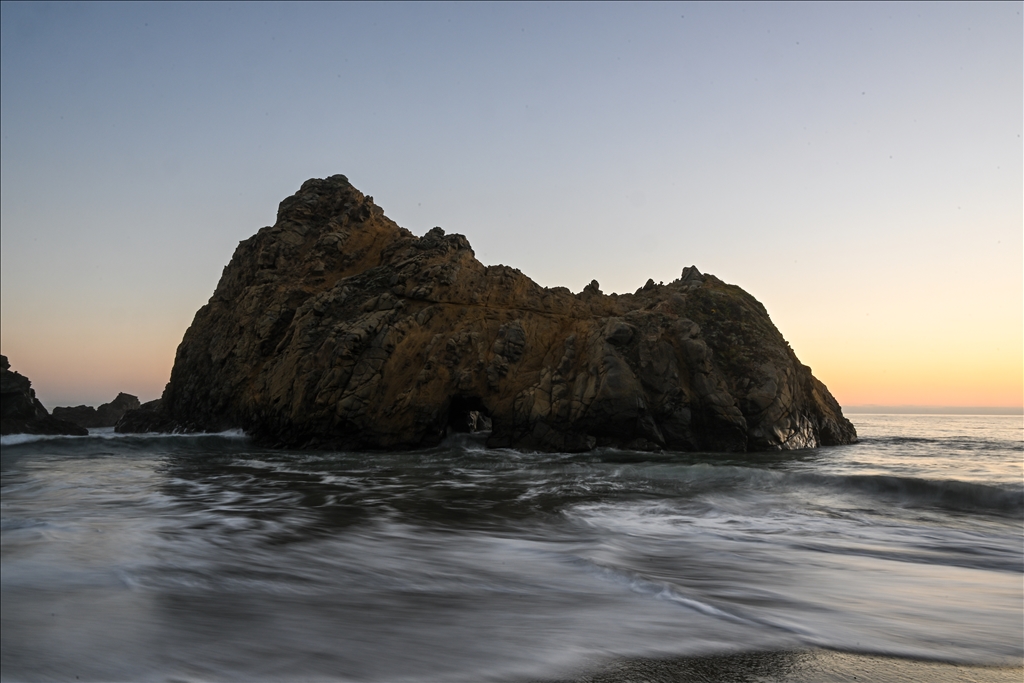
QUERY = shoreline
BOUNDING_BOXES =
[541,649,1024,683]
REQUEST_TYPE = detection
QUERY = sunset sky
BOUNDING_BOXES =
[1,2,1021,410]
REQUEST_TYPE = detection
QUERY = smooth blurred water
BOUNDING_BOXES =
[2,415,1021,682]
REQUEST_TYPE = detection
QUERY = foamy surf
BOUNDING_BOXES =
[2,414,1021,681]
[1,427,249,447]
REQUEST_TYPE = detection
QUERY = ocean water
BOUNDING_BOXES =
[1,415,1021,682]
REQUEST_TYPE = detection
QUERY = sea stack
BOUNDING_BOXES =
[123,175,857,451]
[53,393,141,428]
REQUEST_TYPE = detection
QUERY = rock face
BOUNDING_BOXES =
[114,399,177,434]
[53,393,141,428]
[0,355,88,436]
[125,175,856,451]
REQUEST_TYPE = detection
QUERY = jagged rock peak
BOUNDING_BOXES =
[680,265,704,284]
[124,176,857,453]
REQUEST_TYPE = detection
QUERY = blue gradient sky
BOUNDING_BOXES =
[1,2,1021,409]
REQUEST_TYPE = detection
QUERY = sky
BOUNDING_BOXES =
[1,1,1021,410]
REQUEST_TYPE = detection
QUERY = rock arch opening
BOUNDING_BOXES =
[446,395,492,434]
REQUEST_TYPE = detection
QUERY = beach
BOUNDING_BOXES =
[555,650,1022,683]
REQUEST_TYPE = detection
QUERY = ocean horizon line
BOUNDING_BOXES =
[844,405,1023,415]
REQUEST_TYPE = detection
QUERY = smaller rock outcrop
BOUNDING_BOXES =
[53,393,141,428]
[0,355,87,436]
[114,399,178,434]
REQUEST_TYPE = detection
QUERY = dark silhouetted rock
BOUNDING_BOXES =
[0,355,88,436]
[114,399,177,433]
[54,392,141,428]
[124,175,856,452]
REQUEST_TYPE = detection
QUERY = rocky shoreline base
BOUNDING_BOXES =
[543,649,1022,683]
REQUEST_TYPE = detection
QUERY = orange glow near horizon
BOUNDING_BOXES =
[806,347,1022,409]
[3,257,1020,411]
[1,321,179,409]
[3,327,1021,411]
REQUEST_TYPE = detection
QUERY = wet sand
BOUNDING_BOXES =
[546,649,1023,683]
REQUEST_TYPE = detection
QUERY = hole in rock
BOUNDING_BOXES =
[446,396,492,434]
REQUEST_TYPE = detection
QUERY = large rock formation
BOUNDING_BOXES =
[53,393,141,428]
[122,175,856,452]
[0,355,88,436]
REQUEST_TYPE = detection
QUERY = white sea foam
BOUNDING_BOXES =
[1,432,86,446]
[1,427,249,447]
[1,414,1021,680]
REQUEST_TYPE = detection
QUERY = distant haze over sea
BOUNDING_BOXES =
[845,405,1023,415]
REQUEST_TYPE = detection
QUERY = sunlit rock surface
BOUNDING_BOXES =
[121,175,856,451]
